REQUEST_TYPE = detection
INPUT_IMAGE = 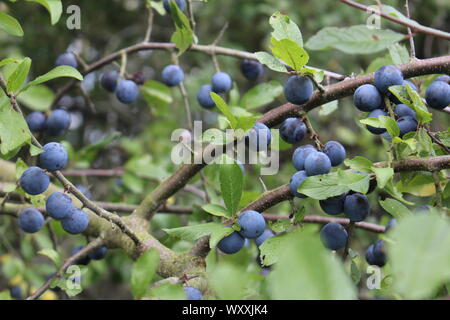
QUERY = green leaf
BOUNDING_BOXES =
[372,167,394,189]
[131,249,160,299]
[202,204,230,218]
[0,103,31,155]
[0,12,24,37]
[379,198,412,219]
[147,282,185,300]
[269,11,303,46]
[169,1,194,54]
[344,156,373,172]
[26,0,63,25]
[379,115,400,138]
[141,80,173,109]
[7,58,31,93]
[207,262,256,300]
[0,58,20,68]
[240,81,283,109]
[297,170,370,200]
[17,85,54,111]
[210,92,237,129]
[270,37,309,71]
[38,249,61,267]
[219,158,243,216]
[388,44,410,65]
[306,25,403,54]
[19,66,83,94]
[389,85,432,124]
[267,227,357,299]
[163,222,233,249]
[254,51,287,73]
[389,213,450,299]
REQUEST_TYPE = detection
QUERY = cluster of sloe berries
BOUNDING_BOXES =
[217,210,275,256]
[364,218,396,267]
[26,109,71,137]
[197,59,264,109]
[353,65,419,140]
[18,142,89,235]
[100,70,140,104]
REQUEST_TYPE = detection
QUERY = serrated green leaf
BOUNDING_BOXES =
[240,81,283,109]
[389,214,450,299]
[26,0,63,25]
[141,80,173,109]
[379,198,412,219]
[270,37,309,71]
[344,156,373,172]
[219,158,243,216]
[169,1,194,54]
[7,58,31,93]
[306,25,403,54]
[372,167,394,189]
[38,249,61,267]
[0,103,31,155]
[298,170,370,200]
[254,51,287,73]
[269,11,303,46]
[388,44,410,65]
[19,66,83,94]
[202,204,230,218]
[210,92,237,129]
[267,227,357,299]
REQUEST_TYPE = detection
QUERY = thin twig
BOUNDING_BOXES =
[143,4,154,43]
[405,0,416,59]
[339,0,450,40]
[342,222,355,260]
[26,238,105,300]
